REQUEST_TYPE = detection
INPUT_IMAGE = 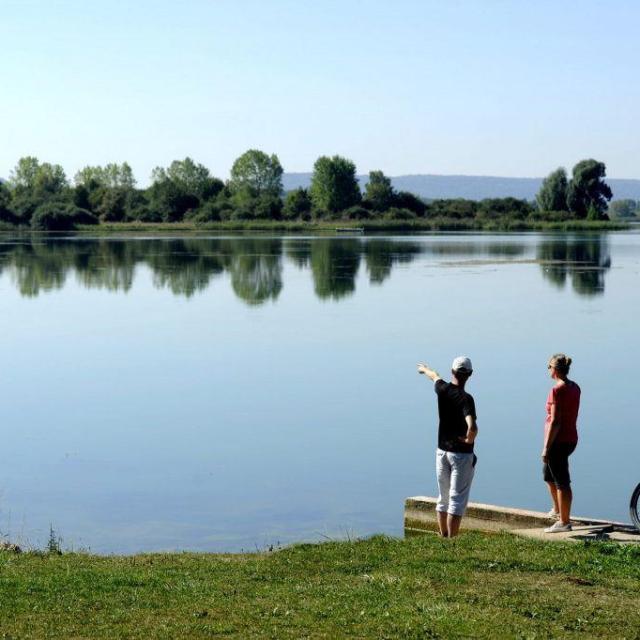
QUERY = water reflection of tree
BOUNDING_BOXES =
[73,240,137,292]
[149,239,225,297]
[364,239,423,284]
[3,240,72,297]
[284,239,311,269]
[304,238,426,298]
[310,239,361,300]
[227,238,283,305]
[0,237,285,304]
[537,236,611,296]
[0,233,611,302]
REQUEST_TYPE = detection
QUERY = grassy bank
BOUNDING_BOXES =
[1,532,639,638]
[68,218,630,235]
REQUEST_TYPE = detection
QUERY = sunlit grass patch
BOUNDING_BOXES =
[0,531,638,638]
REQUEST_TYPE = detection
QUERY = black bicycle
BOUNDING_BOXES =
[630,483,640,532]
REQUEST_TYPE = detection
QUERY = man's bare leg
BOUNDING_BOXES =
[558,487,572,524]
[437,511,448,537]
[447,514,462,537]
[546,482,560,514]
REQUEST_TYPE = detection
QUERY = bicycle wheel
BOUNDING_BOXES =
[630,483,640,532]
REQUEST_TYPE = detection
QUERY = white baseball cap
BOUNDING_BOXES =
[452,356,473,372]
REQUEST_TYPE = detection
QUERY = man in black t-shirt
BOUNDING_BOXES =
[418,356,478,537]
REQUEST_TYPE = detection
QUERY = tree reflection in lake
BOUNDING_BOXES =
[148,239,225,297]
[364,239,424,284]
[73,240,137,293]
[537,236,611,296]
[286,237,424,297]
[310,239,361,300]
[227,238,283,305]
[0,234,614,302]
[284,239,312,269]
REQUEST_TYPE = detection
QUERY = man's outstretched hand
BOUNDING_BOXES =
[417,363,442,382]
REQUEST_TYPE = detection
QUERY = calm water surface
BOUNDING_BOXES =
[0,232,638,552]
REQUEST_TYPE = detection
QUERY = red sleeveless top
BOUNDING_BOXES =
[545,381,580,445]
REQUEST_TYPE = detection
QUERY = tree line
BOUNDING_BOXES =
[0,151,620,230]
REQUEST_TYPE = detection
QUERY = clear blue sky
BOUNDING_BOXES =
[1,0,638,184]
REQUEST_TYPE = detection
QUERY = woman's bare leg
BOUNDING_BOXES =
[546,482,560,513]
[558,487,572,524]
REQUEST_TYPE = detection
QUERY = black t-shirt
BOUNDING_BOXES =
[434,379,476,453]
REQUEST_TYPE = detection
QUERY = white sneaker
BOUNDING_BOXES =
[547,509,559,518]
[544,521,572,533]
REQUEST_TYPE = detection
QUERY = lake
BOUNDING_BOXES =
[0,232,638,553]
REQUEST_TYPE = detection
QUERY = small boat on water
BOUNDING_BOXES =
[335,227,364,233]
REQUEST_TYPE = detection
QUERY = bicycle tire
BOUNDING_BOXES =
[630,483,640,532]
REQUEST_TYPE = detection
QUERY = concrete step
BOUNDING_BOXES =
[405,496,639,543]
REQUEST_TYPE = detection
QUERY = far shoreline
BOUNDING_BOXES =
[73,218,630,235]
[0,218,632,240]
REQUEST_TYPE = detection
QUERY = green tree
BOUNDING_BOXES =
[364,170,394,212]
[283,188,312,219]
[74,163,139,220]
[393,191,427,217]
[536,168,568,212]
[310,155,361,214]
[342,205,371,220]
[94,188,129,222]
[566,159,612,219]
[105,162,136,190]
[74,163,136,190]
[229,190,282,220]
[148,158,222,222]
[9,156,41,189]
[147,177,199,222]
[34,164,68,196]
[10,157,68,197]
[476,198,533,221]
[429,199,477,219]
[608,199,638,218]
[229,150,283,198]
[73,167,102,190]
[0,182,16,223]
[31,202,97,231]
[152,158,221,201]
[9,157,70,223]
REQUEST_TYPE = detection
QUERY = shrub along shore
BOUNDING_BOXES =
[1,532,639,638]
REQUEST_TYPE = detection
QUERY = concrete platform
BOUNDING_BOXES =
[405,496,640,543]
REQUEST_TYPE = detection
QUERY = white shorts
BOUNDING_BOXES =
[436,448,476,517]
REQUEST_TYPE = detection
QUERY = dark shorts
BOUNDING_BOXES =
[543,443,576,488]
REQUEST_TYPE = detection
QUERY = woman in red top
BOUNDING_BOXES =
[542,353,581,533]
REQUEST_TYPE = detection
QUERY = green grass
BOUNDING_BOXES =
[71,218,630,235]
[0,219,629,235]
[1,532,639,638]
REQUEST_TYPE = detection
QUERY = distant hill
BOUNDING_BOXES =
[283,173,640,202]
